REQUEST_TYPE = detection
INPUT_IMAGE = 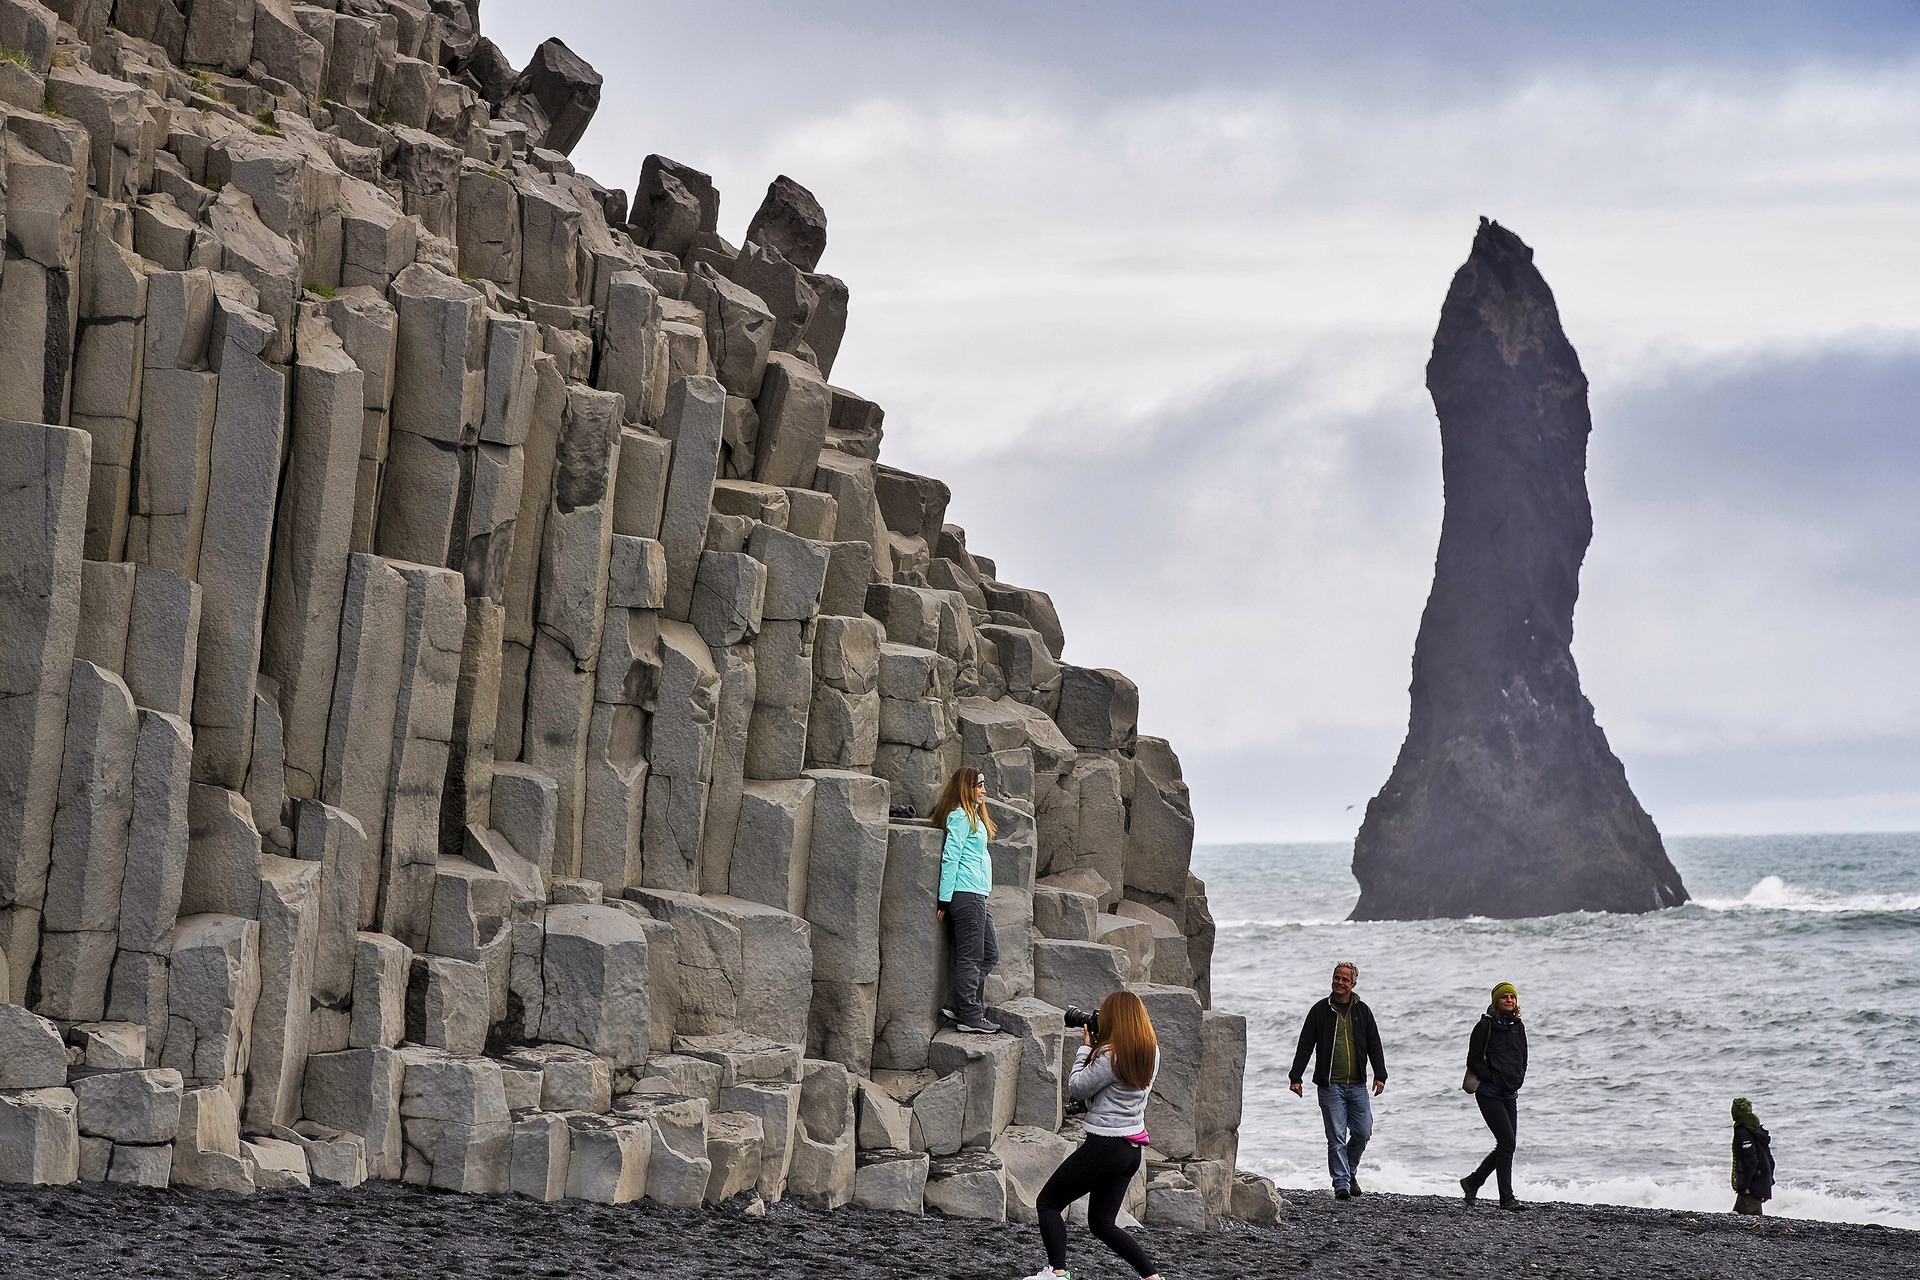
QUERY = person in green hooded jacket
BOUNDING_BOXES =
[1732,1097,1775,1215]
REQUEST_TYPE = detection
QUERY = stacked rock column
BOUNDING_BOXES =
[0,0,1273,1226]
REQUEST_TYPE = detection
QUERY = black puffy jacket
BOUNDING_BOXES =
[1467,1007,1527,1093]
[1733,1123,1775,1200]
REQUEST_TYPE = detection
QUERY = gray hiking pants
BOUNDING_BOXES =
[946,890,998,1022]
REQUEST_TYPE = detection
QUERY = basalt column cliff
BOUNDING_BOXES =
[0,0,1278,1228]
[1351,219,1687,921]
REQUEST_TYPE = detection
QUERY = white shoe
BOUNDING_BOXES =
[1019,1269,1068,1280]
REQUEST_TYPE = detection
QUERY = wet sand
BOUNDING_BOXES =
[0,1182,1912,1279]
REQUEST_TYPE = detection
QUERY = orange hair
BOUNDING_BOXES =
[1093,990,1157,1090]
[930,766,996,839]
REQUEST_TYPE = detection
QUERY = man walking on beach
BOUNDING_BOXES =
[1289,960,1387,1201]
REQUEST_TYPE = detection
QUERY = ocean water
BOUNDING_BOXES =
[1196,833,1920,1227]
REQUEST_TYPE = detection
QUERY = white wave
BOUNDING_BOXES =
[1215,917,1354,929]
[1694,874,1920,915]
[1245,1154,1920,1230]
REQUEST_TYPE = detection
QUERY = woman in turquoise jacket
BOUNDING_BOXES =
[932,765,1001,1034]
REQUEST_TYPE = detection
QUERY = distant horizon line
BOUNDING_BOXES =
[1196,827,1920,849]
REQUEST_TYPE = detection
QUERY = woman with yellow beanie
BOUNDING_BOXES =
[1461,981,1529,1210]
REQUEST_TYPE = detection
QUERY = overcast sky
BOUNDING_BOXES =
[488,2,1920,842]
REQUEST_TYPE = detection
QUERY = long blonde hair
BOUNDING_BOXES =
[1092,990,1157,1090]
[930,766,996,838]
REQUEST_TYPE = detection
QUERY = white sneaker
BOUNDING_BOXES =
[1019,1269,1068,1280]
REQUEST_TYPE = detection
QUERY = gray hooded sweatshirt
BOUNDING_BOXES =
[1070,1043,1161,1137]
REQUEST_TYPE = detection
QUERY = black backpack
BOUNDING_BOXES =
[1739,1125,1776,1198]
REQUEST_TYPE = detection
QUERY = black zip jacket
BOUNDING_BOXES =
[1733,1123,1775,1200]
[1467,1007,1527,1093]
[1289,996,1387,1087]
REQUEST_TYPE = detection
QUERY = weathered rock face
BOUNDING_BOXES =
[500,38,602,158]
[1351,220,1687,921]
[0,0,1239,1229]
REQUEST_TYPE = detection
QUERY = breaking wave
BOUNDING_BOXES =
[1694,874,1920,915]
[1247,1156,1920,1230]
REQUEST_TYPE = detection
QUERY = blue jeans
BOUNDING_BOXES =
[1317,1083,1373,1190]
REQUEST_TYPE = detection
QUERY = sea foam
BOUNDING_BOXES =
[1695,874,1920,914]
[1248,1155,1920,1230]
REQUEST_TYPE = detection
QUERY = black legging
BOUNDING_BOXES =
[1467,1090,1519,1202]
[1036,1135,1158,1278]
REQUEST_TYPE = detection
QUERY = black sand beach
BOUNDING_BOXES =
[1,1182,1912,1280]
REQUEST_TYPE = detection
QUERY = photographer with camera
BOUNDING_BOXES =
[1019,990,1163,1280]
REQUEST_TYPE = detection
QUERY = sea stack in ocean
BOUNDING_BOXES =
[0,0,1270,1231]
[1350,219,1687,921]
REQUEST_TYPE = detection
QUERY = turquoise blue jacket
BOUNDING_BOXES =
[939,808,993,901]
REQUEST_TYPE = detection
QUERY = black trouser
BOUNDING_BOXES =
[1036,1135,1158,1278]
[1466,1088,1519,1202]
[945,890,997,1021]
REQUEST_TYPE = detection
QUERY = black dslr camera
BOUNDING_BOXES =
[1061,1006,1100,1117]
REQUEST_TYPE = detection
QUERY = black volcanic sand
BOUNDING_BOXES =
[1,1182,1914,1279]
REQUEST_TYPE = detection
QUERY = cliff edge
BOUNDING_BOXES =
[0,0,1267,1228]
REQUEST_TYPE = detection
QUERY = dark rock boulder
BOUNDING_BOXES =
[504,37,601,156]
[598,185,628,229]
[633,154,720,260]
[745,174,828,272]
[1350,219,1687,921]
[803,271,850,380]
[431,0,478,67]
[460,37,516,107]
[731,240,818,355]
